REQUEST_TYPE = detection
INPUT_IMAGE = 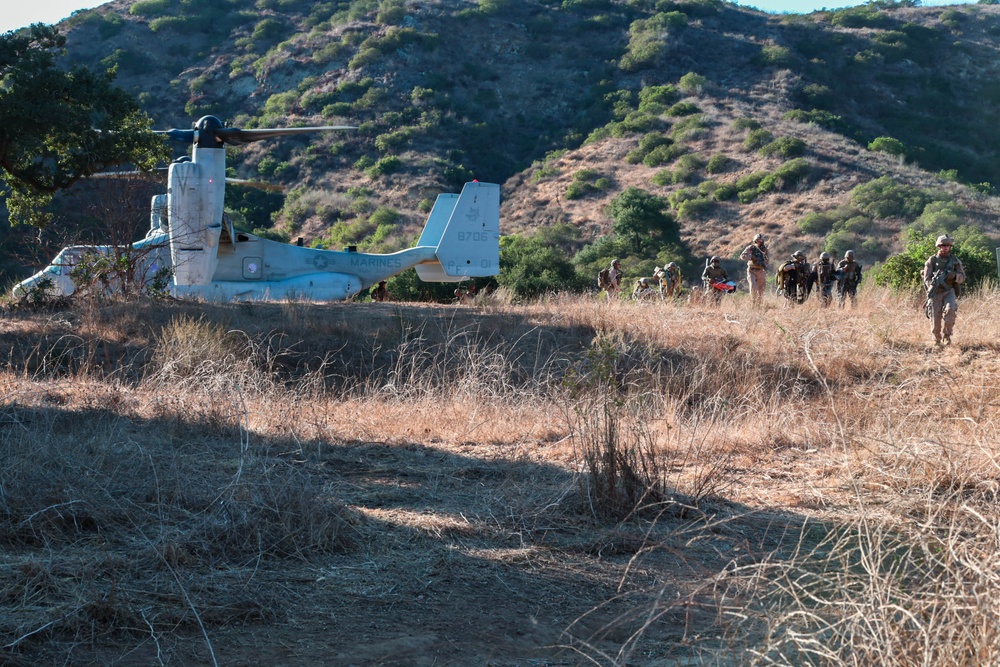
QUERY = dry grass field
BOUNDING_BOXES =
[2,284,999,666]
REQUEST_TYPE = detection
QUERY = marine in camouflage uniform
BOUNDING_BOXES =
[776,251,809,305]
[607,259,622,299]
[661,262,682,298]
[923,234,965,346]
[739,233,769,306]
[837,250,862,308]
[371,280,391,302]
[701,256,728,304]
[812,252,838,308]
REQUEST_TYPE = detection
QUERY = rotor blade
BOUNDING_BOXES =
[226,177,285,192]
[89,168,167,180]
[215,126,356,145]
[155,128,196,144]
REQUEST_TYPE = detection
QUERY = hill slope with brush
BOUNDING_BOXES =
[7,0,1000,284]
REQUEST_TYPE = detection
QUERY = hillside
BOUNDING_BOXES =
[12,0,1000,278]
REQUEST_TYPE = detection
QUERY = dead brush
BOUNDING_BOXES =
[716,504,1000,666]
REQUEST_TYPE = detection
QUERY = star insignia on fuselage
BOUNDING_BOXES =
[311,255,329,270]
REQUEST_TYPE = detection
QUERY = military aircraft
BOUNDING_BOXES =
[12,115,501,302]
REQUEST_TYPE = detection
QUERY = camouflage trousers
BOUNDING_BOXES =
[929,288,959,343]
[819,281,834,307]
[747,268,766,305]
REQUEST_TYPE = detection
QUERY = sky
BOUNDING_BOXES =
[0,0,982,34]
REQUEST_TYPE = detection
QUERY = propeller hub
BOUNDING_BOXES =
[194,115,225,148]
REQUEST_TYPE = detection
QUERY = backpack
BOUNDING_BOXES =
[597,268,612,289]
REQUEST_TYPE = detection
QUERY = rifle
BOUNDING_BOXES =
[924,268,948,319]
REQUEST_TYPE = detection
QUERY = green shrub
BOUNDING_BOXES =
[628,133,672,162]
[377,0,407,23]
[732,117,761,132]
[638,84,680,113]
[736,171,769,192]
[829,5,891,29]
[799,83,833,108]
[772,158,812,185]
[252,18,286,40]
[756,44,793,67]
[364,155,403,178]
[375,127,417,152]
[642,143,686,167]
[712,183,737,201]
[566,169,610,200]
[677,72,707,95]
[706,153,731,174]
[665,101,700,117]
[910,200,964,235]
[798,208,848,235]
[614,111,664,136]
[744,128,774,151]
[669,115,707,141]
[130,0,172,16]
[823,230,860,258]
[783,109,851,134]
[760,136,806,158]
[868,136,906,157]
[849,176,932,220]
[150,16,193,32]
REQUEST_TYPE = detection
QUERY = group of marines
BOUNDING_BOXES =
[606,232,967,346]
[739,234,862,308]
[738,232,966,346]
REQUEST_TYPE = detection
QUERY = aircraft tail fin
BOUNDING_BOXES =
[414,181,500,282]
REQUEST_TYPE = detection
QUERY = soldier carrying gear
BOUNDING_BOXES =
[632,274,663,300]
[776,251,809,304]
[661,262,682,298]
[812,251,839,308]
[598,259,623,298]
[923,235,965,346]
[371,280,391,302]
[702,256,730,304]
[739,233,770,306]
[837,249,863,308]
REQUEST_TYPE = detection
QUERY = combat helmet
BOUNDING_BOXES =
[792,250,806,260]
[709,256,720,264]
[820,251,831,261]
[936,234,954,247]
[844,250,855,260]
[753,233,766,243]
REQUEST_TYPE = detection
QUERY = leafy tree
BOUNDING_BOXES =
[0,26,168,228]
[605,187,677,254]
[498,225,587,299]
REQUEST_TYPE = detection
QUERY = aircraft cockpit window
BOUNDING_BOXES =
[45,265,62,276]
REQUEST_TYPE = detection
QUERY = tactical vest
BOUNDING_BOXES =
[817,261,834,283]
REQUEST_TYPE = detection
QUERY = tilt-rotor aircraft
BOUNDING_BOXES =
[13,115,501,302]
